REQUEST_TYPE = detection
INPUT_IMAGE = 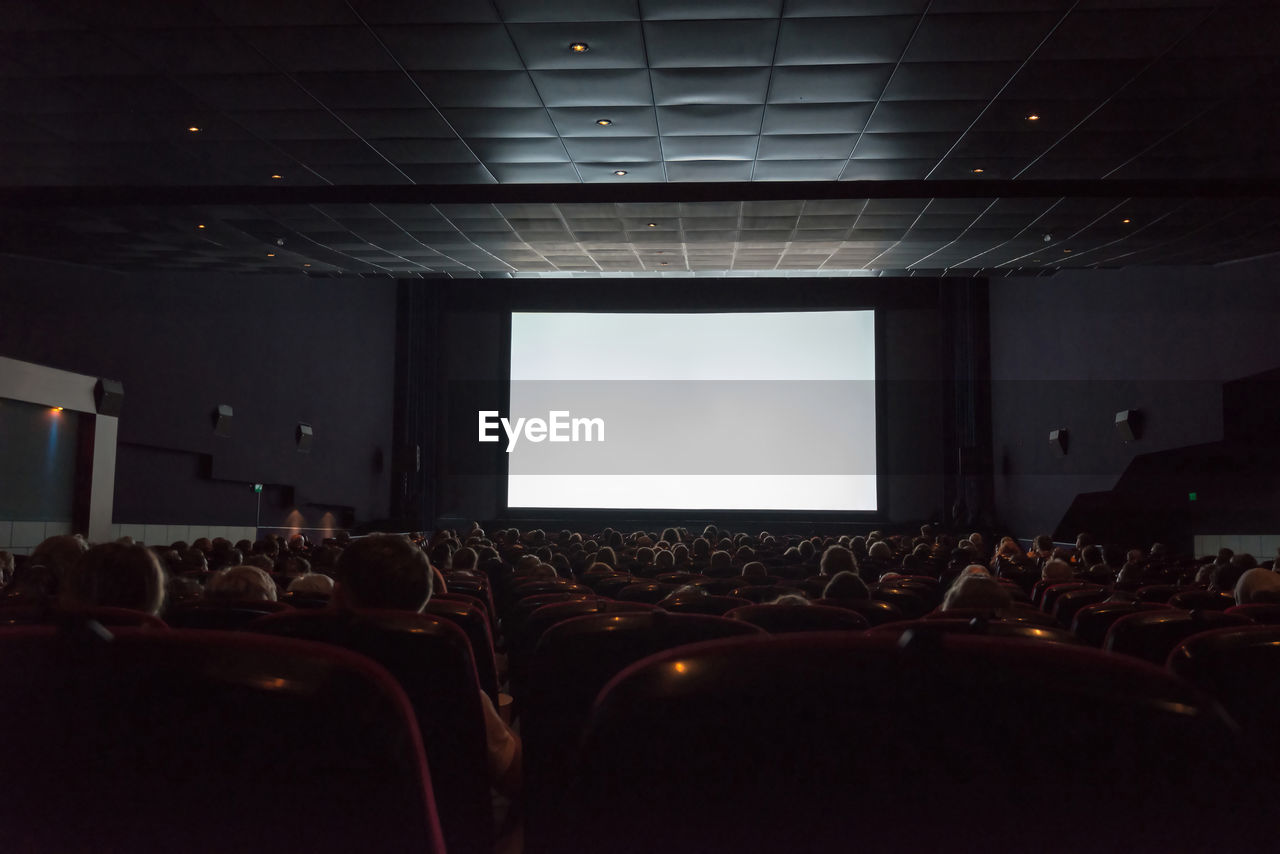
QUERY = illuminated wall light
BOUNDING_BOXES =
[51,406,63,413]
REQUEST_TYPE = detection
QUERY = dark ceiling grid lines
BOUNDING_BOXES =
[747,5,786,183]
[485,0,587,186]
[635,5,670,183]
[836,3,934,181]
[905,197,1000,272]
[304,203,439,274]
[862,198,935,270]
[342,1,498,186]
[994,197,1130,269]
[1010,3,1223,181]
[919,2,1077,181]
[950,197,1065,270]
[1099,100,1219,181]
[1087,200,1248,268]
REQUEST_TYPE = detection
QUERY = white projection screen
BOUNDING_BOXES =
[503,310,877,512]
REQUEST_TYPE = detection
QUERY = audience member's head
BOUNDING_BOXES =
[823,571,869,600]
[30,534,89,587]
[768,593,811,606]
[335,533,432,611]
[207,565,277,602]
[709,550,733,572]
[288,572,335,597]
[820,545,857,577]
[1233,568,1280,604]
[63,542,166,615]
[1041,559,1073,584]
[941,574,1013,612]
[741,561,768,580]
[868,541,892,562]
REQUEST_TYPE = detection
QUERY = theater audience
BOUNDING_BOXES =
[62,541,166,615]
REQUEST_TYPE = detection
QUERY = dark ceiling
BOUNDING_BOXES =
[1,0,1277,276]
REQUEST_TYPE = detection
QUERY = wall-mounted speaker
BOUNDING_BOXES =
[94,378,124,417]
[1049,428,1069,456]
[1115,409,1143,442]
[296,422,313,453]
[213,404,233,437]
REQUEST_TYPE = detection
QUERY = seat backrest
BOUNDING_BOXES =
[1167,590,1236,612]
[165,599,292,630]
[1224,603,1280,625]
[870,617,1082,645]
[1169,625,1280,764]
[869,585,929,619]
[1134,584,1180,603]
[1051,586,1113,628]
[522,611,764,853]
[660,594,752,616]
[1040,582,1101,614]
[1104,609,1253,665]
[250,609,492,854]
[425,595,501,702]
[816,596,903,625]
[1070,601,1170,646]
[614,581,679,603]
[729,583,799,604]
[553,632,1240,854]
[0,626,443,854]
[0,605,167,629]
[725,603,869,633]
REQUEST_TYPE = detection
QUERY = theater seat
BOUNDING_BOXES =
[1070,601,1171,647]
[922,605,1058,627]
[615,581,678,604]
[522,611,763,854]
[425,595,501,703]
[660,593,752,616]
[1224,603,1280,625]
[1168,625,1280,778]
[0,605,167,628]
[1051,586,1113,628]
[870,617,1082,646]
[1103,609,1253,665]
[554,632,1238,854]
[250,609,493,854]
[816,597,903,625]
[164,599,292,630]
[0,626,443,854]
[1167,590,1236,611]
[725,603,869,633]
[1040,582,1103,615]
[869,585,929,619]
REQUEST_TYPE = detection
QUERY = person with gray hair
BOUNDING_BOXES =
[207,565,277,602]
[940,570,1013,612]
[820,545,857,577]
[1233,567,1280,605]
[62,541,166,615]
[1041,559,1074,585]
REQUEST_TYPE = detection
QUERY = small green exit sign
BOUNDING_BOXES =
[1188,492,1197,501]
[253,483,263,493]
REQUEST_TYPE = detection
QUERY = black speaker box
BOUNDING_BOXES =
[1115,409,1143,442]
[213,404,234,437]
[94,378,124,417]
[1049,428,1069,456]
[296,422,313,453]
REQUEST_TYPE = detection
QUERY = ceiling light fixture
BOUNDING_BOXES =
[1025,113,1040,122]
[1122,218,1132,224]
[267,253,275,257]
[972,168,985,174]
[270,174,282,180]
[613,170,627,176]
[187,126,201,133]
[647,222,657,227]
[596,119,612,126]
[569,42,589,53]
[1063,249,1072,253]
[197,224,205,229]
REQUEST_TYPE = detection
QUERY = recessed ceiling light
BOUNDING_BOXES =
[660,261,669,266]
[1025,113,1040,122]
[972,168,985,174]
[569,42,589,53]
[1063,249,1072,253]
[613,170,627,176]
[303,263,311,267]
[270,174,282,180]
[596,119,612,126]
[647,222,657,227]
[187,126,201,133]
[267,253,275,257]
[196,224,205,229]
[1122,218,1132,224]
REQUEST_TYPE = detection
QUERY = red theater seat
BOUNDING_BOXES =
[725,603,869,633]
[1070,601,1171,647]
[817,596,903,624]
[1167,590,1236,611]
[1103,609,1252,665]
[165,599,292,630]
[0,626,443,854]
[425,595,501,703]
[250,609,492,854]
[660,593,752,616]
[554,632,1238,854]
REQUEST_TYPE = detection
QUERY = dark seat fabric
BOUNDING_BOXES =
[1167,590,1237,612]
[0,604,167,628]
[425,595,501,703]
[0,626,443,854]
[869,586,930,619]
[1070,601,1171,646]
[164,599,292,630]
[1169,625,1280,781]
[659,593,752,616]
[1225,603,1280,625]
[522,611,764,854]
[554,632,1244,854]
[725,603,869,633]
[869,617,1083,646]
[250,609,492,854]
[816,596,903,625]
[1051,586,1113,628]
[1104,609,1253,665]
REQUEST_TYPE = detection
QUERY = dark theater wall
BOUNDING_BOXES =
[988,258,1280,545]
[0,256,397,530]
